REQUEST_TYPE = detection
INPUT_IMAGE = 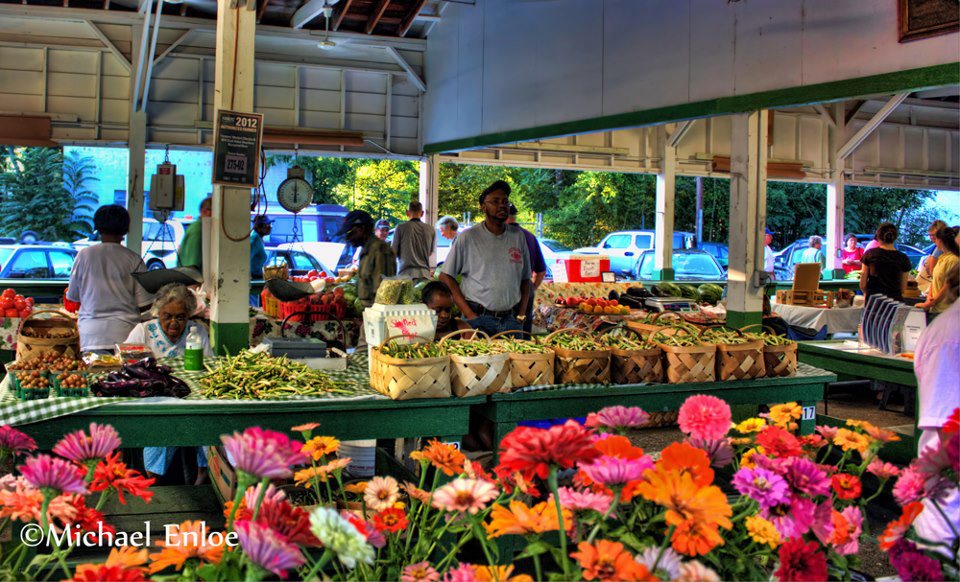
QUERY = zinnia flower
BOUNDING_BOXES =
[677,394,731,440]
[864,424,901,443]
[867,460,901,480]
[671,518,726,557]
[735,418,767,433]
[658,442,714,486]
[308,507,374,569]
[745,514,781,548]
[762,496,816,539]
[831,473,862,500]
[775,539,827,582]
[768,402,802,428]
[828,506,863,556]
[733,467,790,508]
[782,456,831,497]
[556,486,612,514]
[686,437,734,468]
[401,562,440,582]
[580,456,653,488]
[234,520,305,578]
[497,420,600,481]
[89,452,154,504]
[148,520,224,573]
[755,426,803,458]
[410,440,467,477]
[893,467,926,506]
[290,422,320,434]
[294,458,350,487]
[301,436,340,460]
[372,507,409,533]
[364,476,400,511]
[879,502,924,550]
[0,425,37,459]
[222,427,307,480]
[19,454,87,495]
[52,423,121,466]
[943,408,960,435]
[833,428,871,454]
[636,546,682,580]
[442,563,477,582]
[73,546,150,581]
[571,540,649,581]
[585,406,649,431]
[474,565,533,582]
[889,539,944,581]
[402,481,432,505]
[676,560,720,582]
[484,500,570,538]
[432,478,499,514]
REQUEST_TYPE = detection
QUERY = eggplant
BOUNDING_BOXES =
[608,290,620,301]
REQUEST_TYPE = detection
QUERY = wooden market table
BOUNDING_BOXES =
[475,363,835,453]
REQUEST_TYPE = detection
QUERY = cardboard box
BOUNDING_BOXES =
[206,446,237,504]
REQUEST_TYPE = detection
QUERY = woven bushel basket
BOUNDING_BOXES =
[764,342,798,377]
[552,346,610,385]
[645,410,679,428]
[653,327,715,384]
[16,310,80,362]
[370,335,450,400]
[611,346,663,384]
[625,311,684,338]
[490,331,555,389]
[715,341,765,381]
[441,330,512,397]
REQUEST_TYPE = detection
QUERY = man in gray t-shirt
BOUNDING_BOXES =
[440,180,531,337]
[392,201,436,282]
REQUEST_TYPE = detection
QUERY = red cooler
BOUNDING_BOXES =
[557,254,611,283]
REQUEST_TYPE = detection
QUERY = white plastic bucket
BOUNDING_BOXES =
[340,439,376,478]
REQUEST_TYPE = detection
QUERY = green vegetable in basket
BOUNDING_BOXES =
[701,328,751,345]
[379,341,446,359]
[652,330,702,347]
[444,341,508,357]
[496,339,552,354]
[547,334,605,351]
[199,351,355,399]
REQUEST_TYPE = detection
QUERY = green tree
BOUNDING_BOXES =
[843,186,937,246]
[336,159,419,222]
[0,147,87,241]
[269,155,353,204]
[63,151,100,238]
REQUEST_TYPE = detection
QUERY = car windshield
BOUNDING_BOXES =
[0,249,13,269]
[637,253,722,279]
[542,239,572,252]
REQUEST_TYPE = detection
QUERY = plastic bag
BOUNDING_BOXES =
[374,277,414,305]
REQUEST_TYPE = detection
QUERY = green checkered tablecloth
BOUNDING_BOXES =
[0,352,382,427]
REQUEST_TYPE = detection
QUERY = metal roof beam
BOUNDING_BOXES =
[837,92,909,160]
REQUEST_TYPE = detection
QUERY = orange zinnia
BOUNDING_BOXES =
[657,442,714,487]
[484,500,570,538]
[671,518,725,557]
[571,540,654,581]
[636,468,732,532]
[474,565,534,582]
[301,436,340,460]
[410,439,466,477]
[863,425,901,443]
[577,436,649,501]
[148,520,224,574]
[833,429,872,454]
[879,502,924,550]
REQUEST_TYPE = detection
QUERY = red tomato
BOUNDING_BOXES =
[4,309,18,318]
[1,289,15,300]
[18,308,30,319]
[13,299,26,311]
[0,298,13,311]
[25,297,33,307]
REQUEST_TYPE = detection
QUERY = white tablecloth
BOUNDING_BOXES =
[772,303,863,334]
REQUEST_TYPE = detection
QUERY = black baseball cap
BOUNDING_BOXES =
[375,219,391,230]
[336,210,374,236]
[253,215,273,227]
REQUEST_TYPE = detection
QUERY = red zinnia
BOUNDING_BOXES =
[943,408,960,435]
[497,421,600,481]
[72,565,147,581]
[775,539,828,582]
[62,495,116,536]
[372,507,409,533]
[755,426,804,458]
[90,452,155,504]
[257,497,321,547]
[831,473,862,501]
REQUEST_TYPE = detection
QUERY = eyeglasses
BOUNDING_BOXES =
[434,307,452,314]
[159,314,188,324]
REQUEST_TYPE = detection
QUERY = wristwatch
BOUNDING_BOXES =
[516,314,527,322]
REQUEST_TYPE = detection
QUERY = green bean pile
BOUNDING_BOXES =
[379,341,445,359]
[547,334,605,351]
[495,339,553,354]
[744,332,795,347]
[444,341,508,357]
[701,329,751,345]
[199,351,355,399]
[599,334,657,351]
[652,330,702,347]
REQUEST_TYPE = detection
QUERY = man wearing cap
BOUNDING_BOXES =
[375,219,391,241]
[440,180,531,336]
[392,201,436,282]
[339,210,397,307]
[250,215,271,279]
[506,204,546,333]
[764,227,776,280]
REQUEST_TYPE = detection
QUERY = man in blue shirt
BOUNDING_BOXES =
[507,204,546,333]
[250,215,271,279]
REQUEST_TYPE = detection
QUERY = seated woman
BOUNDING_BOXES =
[422,281,472,339]
[125,283,214,484]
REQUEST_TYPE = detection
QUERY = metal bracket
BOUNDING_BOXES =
[753,270,772,288]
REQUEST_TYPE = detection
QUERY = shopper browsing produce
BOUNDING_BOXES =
[67,205,154,352]
[917,226,959,318]
[506,204,546,334]
[177,197,211,269]
[392,200,436,282]
[249,215,271,279]
[860,222,912,301]
[421,280,472,337]
[339,210,397,307]
[440,180,531,336]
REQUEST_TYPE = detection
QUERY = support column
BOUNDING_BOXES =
[653,126,675,281]
[418,154,439,225]
[825,103,846,280]
[126,111,147,254]
[209,0,256,355]
[727,111,769,329]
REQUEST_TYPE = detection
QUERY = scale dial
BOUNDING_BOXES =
[277,177,314,213]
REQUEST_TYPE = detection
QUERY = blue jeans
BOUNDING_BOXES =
[467,314,522,338]
[144,447,208,476]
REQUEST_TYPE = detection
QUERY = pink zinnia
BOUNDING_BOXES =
[222,427,307,480]
[19,454,87,495]
[442,563,477,582]
[579,455,653,487]
[401,561,440,582]
[815,425,839,440]
[893,467,926,506]
[431,479,499,514]
[732,467,790,509]
[0,425,36,458]
[585,406,649,431]
[556,486,612,514]
[867,460,901,480]
[235,519,305,578]
[52,423,121,465]
[688,437,734,468]
[677,395,731,440]
[833,506,863,556]
[762,496,815,539]
[782,457,831,497]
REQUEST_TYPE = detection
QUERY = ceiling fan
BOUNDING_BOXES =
[317,2,336,50]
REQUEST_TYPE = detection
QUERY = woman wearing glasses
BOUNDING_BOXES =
[124,283,213,484]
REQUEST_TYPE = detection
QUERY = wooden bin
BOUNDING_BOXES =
[546,328,610,385]
[369,335,451,400]
[490,331,555,389]
[441,330,512,398]
[601,326,663,384]
[700,326,765,381]
[16,310,80,362]
[653,327,716,384]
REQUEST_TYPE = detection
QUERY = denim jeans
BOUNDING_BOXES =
[466,314,522,338]
[144,447,208,476]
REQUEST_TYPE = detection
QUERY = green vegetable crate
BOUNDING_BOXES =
[12,371,51,401]
[52,372,90,397]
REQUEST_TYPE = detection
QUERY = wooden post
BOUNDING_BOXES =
[209,0,256,355]
[825,102,846,280]
[727,111,768,330]
[654,126,675,280]
[418,154,439,226]
[126,111,147,255]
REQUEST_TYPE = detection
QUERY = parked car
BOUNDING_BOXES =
[261,205,349,247]
[539,238,573,279]
[700,241,729,268]
[263,248,335,278]
[632,249,726,281]
[775,235,925,279]
[0,245,77,279]
[575,230,696,275]
[74,217,186,271]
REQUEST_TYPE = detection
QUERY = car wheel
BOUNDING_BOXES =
[147,260,165,271]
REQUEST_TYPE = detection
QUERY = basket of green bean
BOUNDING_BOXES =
[371,335,451,400]
[741,325,798,377]
[699,326,765,381]
[651,327,716,384]
[490,331,555,388]
[439,330,512,397]
[544,328,610,385]
[600,326,663,384]
[626,311,684,338]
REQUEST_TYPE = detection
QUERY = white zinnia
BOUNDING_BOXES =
[308,507,375,569]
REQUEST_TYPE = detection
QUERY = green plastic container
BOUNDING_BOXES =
[53,372,89,398]
[13,371,50,400]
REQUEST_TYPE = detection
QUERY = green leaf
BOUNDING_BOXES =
[516,539,552,560]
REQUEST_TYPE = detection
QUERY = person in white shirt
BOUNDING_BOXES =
[763,227,776,279]
[67,205,154,352]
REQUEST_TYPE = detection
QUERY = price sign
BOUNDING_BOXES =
[802,406,816,421]
[213,110,263,188]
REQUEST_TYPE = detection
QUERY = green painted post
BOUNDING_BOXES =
[726,310,763,330]
[211,321,250,357]
[651,268,675,281]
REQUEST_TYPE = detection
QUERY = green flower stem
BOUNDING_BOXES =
[652,525,676,572]
[436,529,475,571]
[227,472,256,531]
[547,467,571,578]
[250,477,270,521]
[586,486,621,543]
[94,489,111,512]
[303,549,333,581]
[472,522,496,566]
[332,470,349,507]
[532,541,544,582]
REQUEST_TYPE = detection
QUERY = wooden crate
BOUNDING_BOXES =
[776,289,835,308]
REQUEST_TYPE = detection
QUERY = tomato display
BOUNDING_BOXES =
[0,289,34,319]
